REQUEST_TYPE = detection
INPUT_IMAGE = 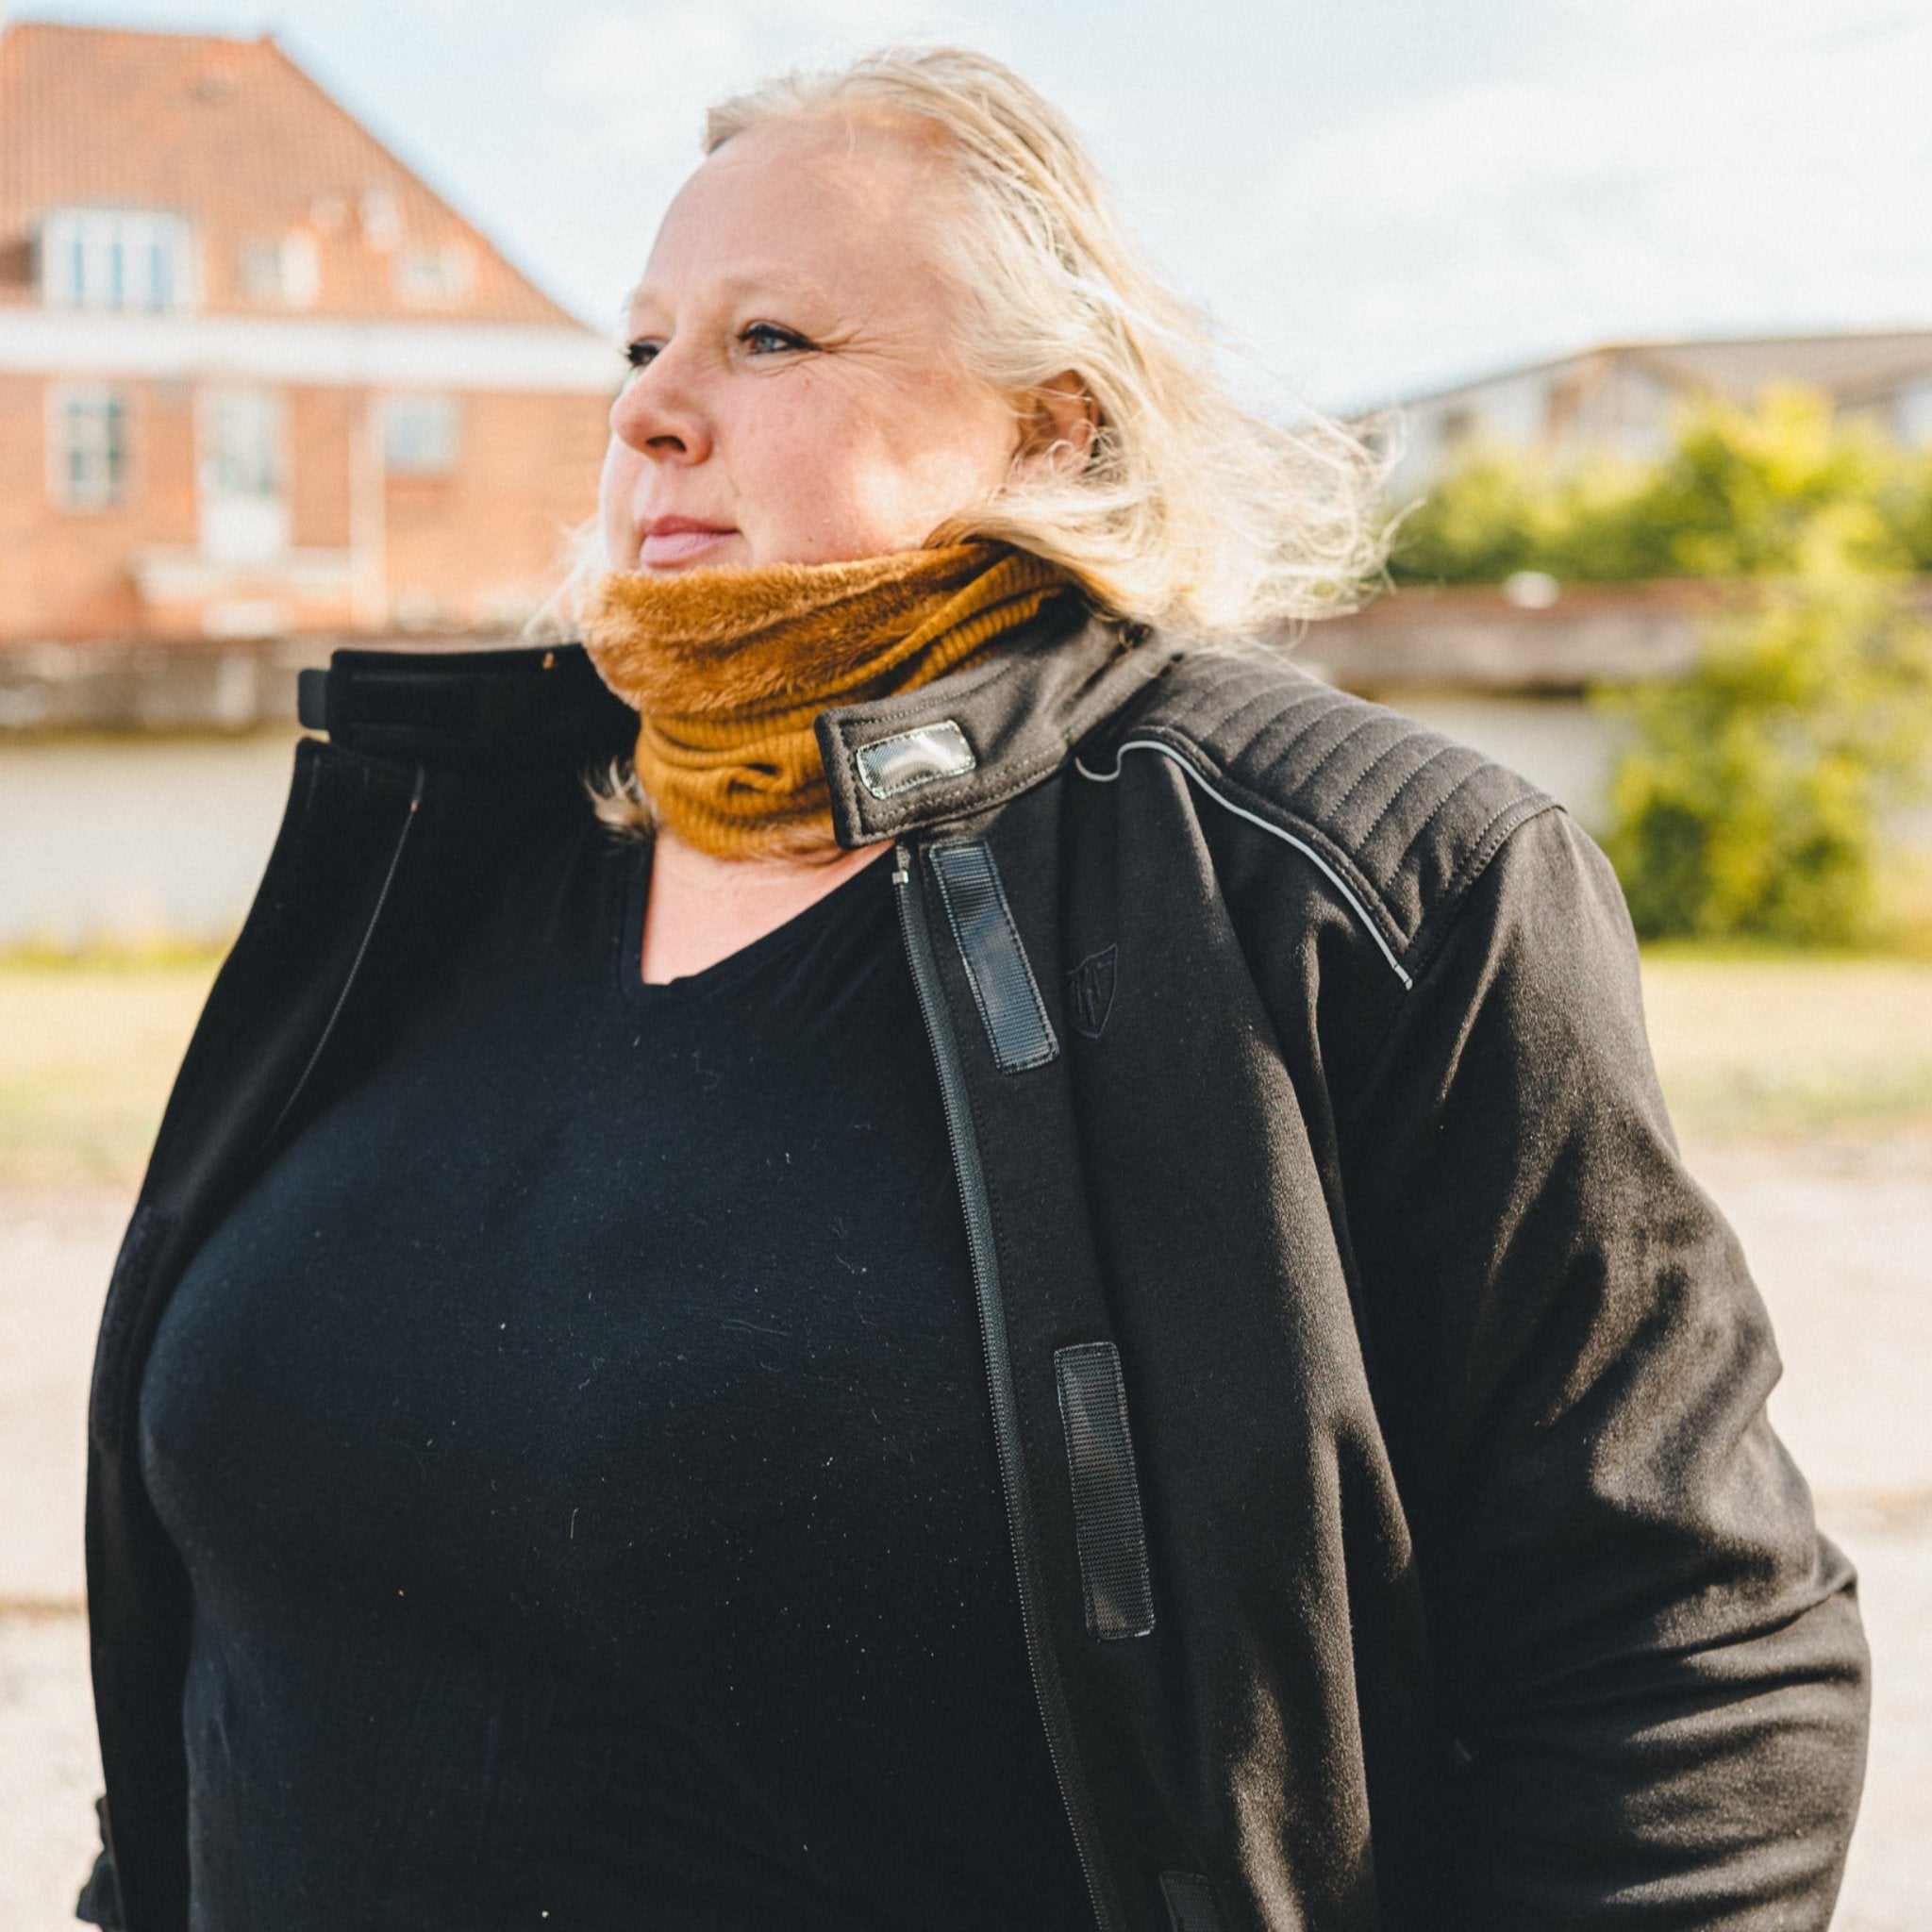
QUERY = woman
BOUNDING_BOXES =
[81,45,1865,1932]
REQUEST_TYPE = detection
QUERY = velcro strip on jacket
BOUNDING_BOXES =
[1055,1341,1156,1640]
[927,841,1059,1073]
[1159,1871,1226,1932]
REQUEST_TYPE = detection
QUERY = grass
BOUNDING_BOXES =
[1,948,1929,1190]
[0,957,221,1189]
[1638,951,1932,1143]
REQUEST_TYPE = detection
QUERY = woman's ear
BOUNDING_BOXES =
[1014,372,1099,477]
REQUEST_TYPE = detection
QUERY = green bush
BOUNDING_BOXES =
[1894,443,1932,574]
[1388,387,1932,942]
[1388,446,1660,584]
[1390,387,1917,586]
[1602,527,1932,943]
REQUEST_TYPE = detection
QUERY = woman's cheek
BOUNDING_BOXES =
[741,407,868,560]
[596,443,641,569]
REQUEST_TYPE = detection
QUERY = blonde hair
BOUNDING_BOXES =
[535,45,1390,652]
[699,46,1389,637]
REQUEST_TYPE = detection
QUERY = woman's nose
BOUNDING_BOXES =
[608,351,711,465]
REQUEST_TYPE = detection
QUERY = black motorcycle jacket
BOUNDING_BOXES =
[80,610,1868,1932]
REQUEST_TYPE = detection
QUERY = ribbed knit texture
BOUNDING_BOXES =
[582,542,1072,858]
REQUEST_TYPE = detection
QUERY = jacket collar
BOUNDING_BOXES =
[814,603,1181,846]
[305,604,1180,841]
[299,641,639,769]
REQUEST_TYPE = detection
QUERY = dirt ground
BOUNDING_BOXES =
[4,955,1930,1927]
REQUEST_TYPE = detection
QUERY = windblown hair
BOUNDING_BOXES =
[697,45,1390,637]
[536,45,1392,650]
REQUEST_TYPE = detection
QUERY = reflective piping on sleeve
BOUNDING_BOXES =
[1074,740,1413,991]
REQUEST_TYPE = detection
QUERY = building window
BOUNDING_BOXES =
[359,186,403,251]
[49,387,131,508]
[1438,404,1476,452]
[198,389,289,562]
[237,231,320,308]
[1894,375,1932,447]
[383,394,461,475]
[41,209,193,311]
[202,389,283,499]
[394,242,473,306]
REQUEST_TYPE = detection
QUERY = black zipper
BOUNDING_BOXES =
[892,840,1121,1932]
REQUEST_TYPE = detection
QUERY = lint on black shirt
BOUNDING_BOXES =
[138,813,1091,1932]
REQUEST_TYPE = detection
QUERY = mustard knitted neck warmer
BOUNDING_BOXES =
[581,541,1072,859]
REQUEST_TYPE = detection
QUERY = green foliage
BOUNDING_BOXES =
[1387,386,1932,943]
[1892,442,1932,574]
[1602,526,1932,943]
[1390,386,1919,585]
[1389,447,1659,584]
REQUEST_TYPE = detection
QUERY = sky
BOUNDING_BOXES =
[15,0,1931,411]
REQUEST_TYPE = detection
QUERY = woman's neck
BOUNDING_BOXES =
[639,827,892,985]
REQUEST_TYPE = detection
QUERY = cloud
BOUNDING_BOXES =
[510,0,1930,400]
[542,0,930,171]
[544,12,757,169]
[1228,0,1932,400]
[534,0,1007,323]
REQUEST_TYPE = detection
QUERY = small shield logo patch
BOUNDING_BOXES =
[1066,945,1118,1041]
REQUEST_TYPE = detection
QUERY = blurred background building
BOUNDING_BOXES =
[1386,329,1932,494]
[0,20,613,647]
[0,20,618,944]
[1322,332,1932,844]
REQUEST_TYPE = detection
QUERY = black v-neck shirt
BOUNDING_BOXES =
[137,812,1091,1931]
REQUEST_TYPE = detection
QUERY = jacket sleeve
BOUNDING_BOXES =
[75,1796,122,1927]
[1335,806,1868,1929]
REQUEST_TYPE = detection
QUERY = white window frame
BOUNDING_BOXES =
[197,387,290,562]
[236,230,320,308]
[1894,375,1932,448]
[41,209,195,312]
[47,384,132,509]
[393,242,474,307]
[381,393,462,476]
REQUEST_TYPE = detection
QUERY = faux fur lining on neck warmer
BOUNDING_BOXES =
[582,541,1073,859]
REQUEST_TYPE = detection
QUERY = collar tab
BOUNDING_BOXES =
[816,609,1181,846]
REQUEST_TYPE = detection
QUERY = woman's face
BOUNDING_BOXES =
[600,114,1022,574]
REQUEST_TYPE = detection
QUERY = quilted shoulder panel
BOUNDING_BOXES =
[1096,644,1556,971]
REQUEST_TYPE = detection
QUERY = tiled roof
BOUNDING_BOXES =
[1621,332,1932,411]
[1396,328,1932,412]
[0,20,579,326]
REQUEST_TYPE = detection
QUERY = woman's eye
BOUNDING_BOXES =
[624,340,661,372]
[740,323,809,356]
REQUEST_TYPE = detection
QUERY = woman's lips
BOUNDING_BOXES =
[638,522,736,569]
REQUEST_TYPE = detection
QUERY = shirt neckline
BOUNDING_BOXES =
[615,838,895,1010]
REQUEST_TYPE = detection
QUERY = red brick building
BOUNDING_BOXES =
[0,21,617,643]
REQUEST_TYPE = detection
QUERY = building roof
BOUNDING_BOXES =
[0,19,575,325]
[1297,575,1932,694]
[1391,327,1932,413]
